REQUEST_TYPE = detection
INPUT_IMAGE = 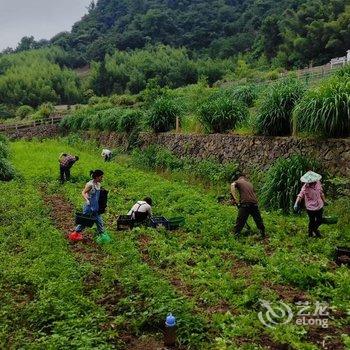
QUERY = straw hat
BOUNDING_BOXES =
[300,171,322,183]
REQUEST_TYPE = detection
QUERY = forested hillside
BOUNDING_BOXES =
[46,0,350,67]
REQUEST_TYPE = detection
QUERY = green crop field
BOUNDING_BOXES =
[0,139,349,350]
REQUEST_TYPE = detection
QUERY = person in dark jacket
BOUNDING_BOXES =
[59,153,79,183]
[231,173,266,238]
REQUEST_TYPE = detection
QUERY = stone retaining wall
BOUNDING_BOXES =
[4,126,349,176]
[93,131,350,176]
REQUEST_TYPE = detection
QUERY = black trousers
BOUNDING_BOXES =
[104,154,112,162]
[60,166,71,183]
[234,203,265,237]
[307,208,323,237]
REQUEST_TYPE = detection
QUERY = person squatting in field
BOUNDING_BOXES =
[101,148,112,162]
[231,172,266,238]
[69,169,106,241]
[294,171,326,238]
[128,197,153,223]
[59,153,79,183]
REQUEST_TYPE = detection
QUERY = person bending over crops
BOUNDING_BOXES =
[231,173,266,238]
[59,153,79,184]
[69,169,105,241]
[101,148,112,162]
[294,171,325,238]
[128,197,153,223]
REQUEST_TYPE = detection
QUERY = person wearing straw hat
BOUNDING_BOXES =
[294,171,326,238]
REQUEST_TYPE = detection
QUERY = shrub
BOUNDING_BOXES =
[0,134,9,145]
[110,94,137,106]
[335,65,350,78]
[260,155,319,213]
[38,102,54,119]
[155,148,184,171]
[132,145,239,185]
[16,105,34,119]
[225,84,259,107]
[186,158,239,185]
[294,76,350,137]
[0,104,13,119]
[0,141,9,159]
[131,145,158,169]
[0,157,15,181]
[146,97,181,133]
[256,79,305,136]
[198,94,248,133]
[118,110,143,133]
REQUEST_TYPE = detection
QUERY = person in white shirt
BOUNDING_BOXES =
[128,197,153,222]
[101,149,112,162]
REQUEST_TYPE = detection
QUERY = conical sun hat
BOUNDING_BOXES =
[300,171,322,183]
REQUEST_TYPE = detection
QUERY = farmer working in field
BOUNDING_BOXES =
[59,153,79,184]
[294,171,325,238]
[69,169,106,241]
[128,197,153,223]
[101,148,112,162]
[231,172,266,238]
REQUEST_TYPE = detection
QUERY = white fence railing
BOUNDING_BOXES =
[0,115,63,133]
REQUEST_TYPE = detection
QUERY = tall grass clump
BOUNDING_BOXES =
[118,110,143,133]
[256,79,305,136]
[294,76,350,137]
[224,84,259,107]
[198,93,248,133]
[146,97,181,132]
[260,155,319,213]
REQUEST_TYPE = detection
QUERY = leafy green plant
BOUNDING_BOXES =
[260,154,319,213]
[0,141,9,159]
[146,97,181,133]
[38,102,54,119]
[294,76,350,137]
[256,79,305,136]
[0,157,15,181]
[225,84,259,107]
[118,110,143,133]
[198,94,248,133]
[16,105,34,119]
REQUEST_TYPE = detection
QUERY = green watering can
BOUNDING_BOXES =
[96,231,112,244]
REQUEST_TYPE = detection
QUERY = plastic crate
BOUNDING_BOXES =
[168,217,185,230]
[116,215,134,231]
[75,212,95,228]
[149,216,170,230]
[335,247,350,266]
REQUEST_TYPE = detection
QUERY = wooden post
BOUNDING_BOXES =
[176,116,180,133]
[292,114,297,137]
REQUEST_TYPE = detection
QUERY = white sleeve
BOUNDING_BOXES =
[127,204,135,215]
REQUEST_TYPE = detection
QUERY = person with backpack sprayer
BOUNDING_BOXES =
[231,172,266,238]
[69,169,109,242]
